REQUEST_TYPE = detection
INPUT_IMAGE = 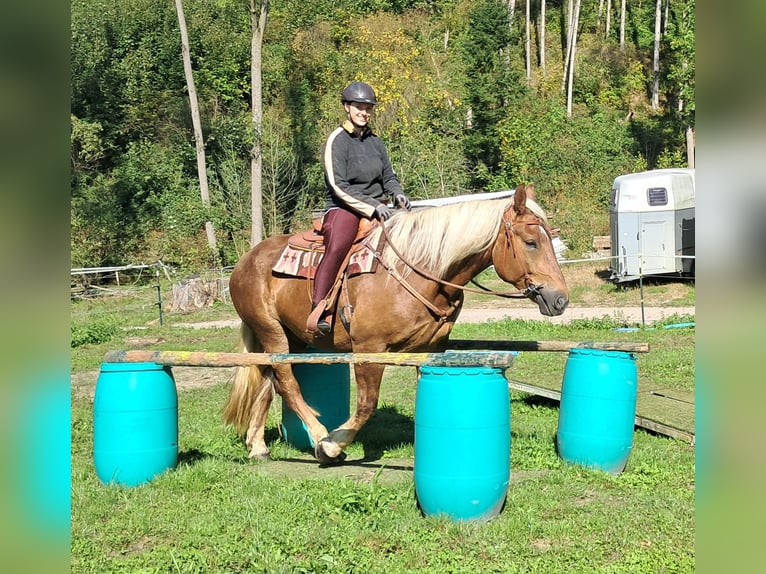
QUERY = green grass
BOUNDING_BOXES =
[72,383,694,573]
[72,309,695,573]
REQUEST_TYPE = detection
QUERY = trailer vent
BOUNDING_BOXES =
[647,187,668,206]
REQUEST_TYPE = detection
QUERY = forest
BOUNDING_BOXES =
[70,0,695,270]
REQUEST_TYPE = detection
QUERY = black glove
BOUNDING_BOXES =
[374,204,393,221]
[394,193,412,211]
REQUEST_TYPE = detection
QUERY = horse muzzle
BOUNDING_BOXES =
[531,288,569,317]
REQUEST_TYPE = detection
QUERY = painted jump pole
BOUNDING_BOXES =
[103,339,648,369]
[103,349,519,368]
[446,340,650,353]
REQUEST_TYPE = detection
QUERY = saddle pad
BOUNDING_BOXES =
[273,229,382,279]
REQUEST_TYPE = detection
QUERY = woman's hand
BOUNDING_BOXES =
[394,194,411,211]
[374,204,393,221]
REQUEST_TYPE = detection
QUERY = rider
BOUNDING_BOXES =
[308,81,412,335]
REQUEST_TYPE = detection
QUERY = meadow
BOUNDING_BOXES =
[71,262,695,573]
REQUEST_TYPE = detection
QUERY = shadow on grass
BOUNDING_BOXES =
[355,404,414,461]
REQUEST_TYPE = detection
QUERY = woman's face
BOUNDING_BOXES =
[344,102,374,128]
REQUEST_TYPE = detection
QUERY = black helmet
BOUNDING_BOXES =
[341,82,377,105]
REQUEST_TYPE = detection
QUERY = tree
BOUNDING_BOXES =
[562,0,574,91]
[619,0,626,51]
[651,0,662,109]
[565,0,581,117]
[524,0,531,81]
[250,0,269,246]
[539,0,546,71]
[458,0,515,186]
[666,0,695,166]
[174,0,219,266]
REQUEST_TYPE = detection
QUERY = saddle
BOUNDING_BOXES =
[273,217,381,279]
[273,217,383,336]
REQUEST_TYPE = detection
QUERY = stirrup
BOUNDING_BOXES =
[307,302,332,336]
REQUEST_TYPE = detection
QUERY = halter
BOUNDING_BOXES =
[496,204,552,298]
[371,203,553,321]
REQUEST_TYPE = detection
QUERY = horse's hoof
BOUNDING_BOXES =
[315,438,346,466]
[248,449,271,462]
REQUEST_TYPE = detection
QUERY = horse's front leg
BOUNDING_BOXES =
[317,363,385,464]
[272,363,332,458]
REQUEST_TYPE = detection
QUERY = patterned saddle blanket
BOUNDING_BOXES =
[272,218,383,279]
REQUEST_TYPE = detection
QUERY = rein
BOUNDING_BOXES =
[373,207,550,307]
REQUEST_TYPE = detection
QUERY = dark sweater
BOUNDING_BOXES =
[321,120,403,218]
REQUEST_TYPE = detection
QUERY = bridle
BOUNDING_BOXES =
[370,203,553,322]
[491,204,553,299]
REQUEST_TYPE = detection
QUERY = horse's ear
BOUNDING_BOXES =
[525,184,536,201]
[513,183,527,213]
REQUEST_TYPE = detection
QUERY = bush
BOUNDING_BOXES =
[71,319,119,348]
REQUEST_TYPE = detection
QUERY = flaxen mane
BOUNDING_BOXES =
[381,195,547,278]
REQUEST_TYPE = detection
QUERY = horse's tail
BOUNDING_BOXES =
[222,322,276,435]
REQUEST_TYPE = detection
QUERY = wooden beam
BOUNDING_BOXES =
[507,379,694,445]
[448,339,650,353]
[103,349,518,368]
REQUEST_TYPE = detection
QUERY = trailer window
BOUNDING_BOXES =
[647,187,668,206]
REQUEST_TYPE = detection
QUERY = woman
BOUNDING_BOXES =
[307,81,411,335]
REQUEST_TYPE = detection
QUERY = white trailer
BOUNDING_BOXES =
[609,168,695,282]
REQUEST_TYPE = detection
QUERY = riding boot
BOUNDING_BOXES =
[307,303,332,336]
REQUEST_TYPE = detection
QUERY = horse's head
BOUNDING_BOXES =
[491,184,569,316]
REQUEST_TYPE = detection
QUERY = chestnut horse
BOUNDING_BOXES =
[223,184,568,464]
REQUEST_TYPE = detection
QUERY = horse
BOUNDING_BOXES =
[223,183,569,465]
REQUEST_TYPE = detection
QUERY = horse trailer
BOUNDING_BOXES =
[609,168,695,283]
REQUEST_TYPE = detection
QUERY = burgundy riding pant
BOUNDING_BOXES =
[312,207,361,306]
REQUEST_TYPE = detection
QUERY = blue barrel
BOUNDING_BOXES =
[556,349,638,475]
[281,362,350,450]
[93,362,178,486]
[414,365,510,522]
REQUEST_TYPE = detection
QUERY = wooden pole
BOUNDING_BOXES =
[103,350,519,368]
[447,340,649,353]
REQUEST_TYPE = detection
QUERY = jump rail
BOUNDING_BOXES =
[446,340,649,353]
[103,350,519,368]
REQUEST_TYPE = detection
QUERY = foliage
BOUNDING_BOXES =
[70,0,695,269]
[71,317,119,348]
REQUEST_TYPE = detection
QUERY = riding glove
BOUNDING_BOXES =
[374,204,393,221]
[395,193,412,211]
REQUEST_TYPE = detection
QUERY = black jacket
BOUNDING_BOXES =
[321,120,403,218]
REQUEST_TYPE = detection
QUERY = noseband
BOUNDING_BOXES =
[497,205,553,298]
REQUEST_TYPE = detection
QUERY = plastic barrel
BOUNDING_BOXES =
[414,365,510,522]
[281,362,350,450]
[93,362,178,487]
[556,349,638,475]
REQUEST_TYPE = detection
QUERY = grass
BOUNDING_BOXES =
[71,261,695,572]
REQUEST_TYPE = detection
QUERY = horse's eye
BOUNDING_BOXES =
[525,240,537,248]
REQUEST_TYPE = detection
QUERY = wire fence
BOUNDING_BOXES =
[71,253,695,328]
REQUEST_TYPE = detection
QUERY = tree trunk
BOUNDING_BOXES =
[562,0,574,91]
[507,0,516,25]
[566,0,581,117]
[686,125,695,168]
[605,0,612,39]
[524,0,531,81]
[619,0,626,51]
[651,0,661,109]
[539,0,546,70]
[250,0,269,247]
[174,0,218,265]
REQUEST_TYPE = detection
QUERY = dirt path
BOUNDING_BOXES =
[172,305,695,330]
[73,304,694,400]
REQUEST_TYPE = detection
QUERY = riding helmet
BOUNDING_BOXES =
[341,82,377,105]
